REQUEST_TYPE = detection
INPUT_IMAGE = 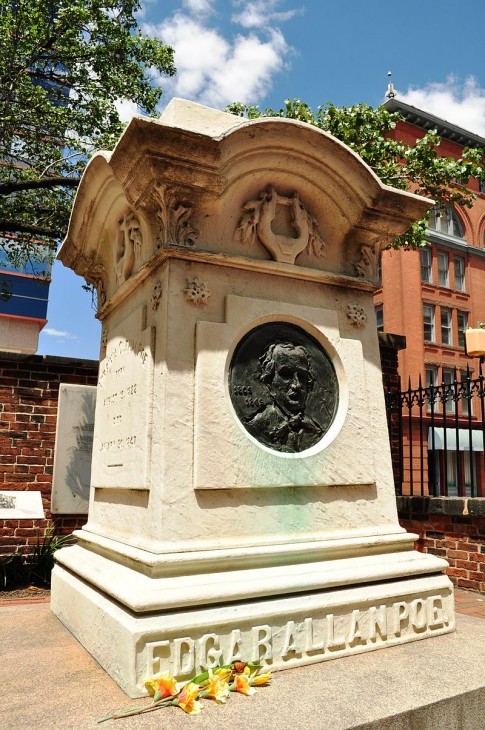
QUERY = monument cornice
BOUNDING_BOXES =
[96,244,376,321]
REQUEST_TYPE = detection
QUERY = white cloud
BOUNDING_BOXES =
[232,0,299,29]
[399,75,485,138]
[114,98,140,123]
[144,1,294,108]
[43,327,79,340]
[183,0,215,14]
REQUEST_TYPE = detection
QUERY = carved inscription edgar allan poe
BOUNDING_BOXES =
[229,323,338,453]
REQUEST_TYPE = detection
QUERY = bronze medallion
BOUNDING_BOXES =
[229,322,338,453]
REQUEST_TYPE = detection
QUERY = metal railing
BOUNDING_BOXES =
[385,365,485,497]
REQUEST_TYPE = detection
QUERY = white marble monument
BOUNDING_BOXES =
[51,99,454,697]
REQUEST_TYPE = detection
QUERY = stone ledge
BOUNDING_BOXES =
[0,350,98,368]
[397,495,485,518]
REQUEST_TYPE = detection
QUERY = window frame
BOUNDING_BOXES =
[423,304,436,343]
[454,256,465,292]
[420,247,432,283]
[440,307,453,346]
[375,305,383,332]
[438,251,449,287]
[457,311,468,349]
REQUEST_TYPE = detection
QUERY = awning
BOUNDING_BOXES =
[428,427,484,451]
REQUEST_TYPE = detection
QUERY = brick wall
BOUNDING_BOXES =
[0,352,98,556]
[398,496,485,593]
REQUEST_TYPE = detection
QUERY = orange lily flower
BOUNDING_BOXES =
[204,668,230,703]
[144,673,177,700]
[177,682,203,715]
[233,672,256,696]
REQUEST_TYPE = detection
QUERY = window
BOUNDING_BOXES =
[441,307,452,345]
[428,205,464,238]
[479,179,485,195]
[420,247,432,283]
[375,305,383,332]
[438,252,449,287]
[423,304,435,342]
[457,311,468,348]
[454,257,465,291]
[442,368,456,414]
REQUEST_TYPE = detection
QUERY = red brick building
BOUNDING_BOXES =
[375,99,485,497]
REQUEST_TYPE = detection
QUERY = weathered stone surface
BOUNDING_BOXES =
[51,384,96,514]
[51,99,451,698]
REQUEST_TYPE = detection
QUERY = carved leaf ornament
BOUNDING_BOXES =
[235,186,326,265]
[354,243,381,284]
[155,184,199,248]
[115,211,143,285]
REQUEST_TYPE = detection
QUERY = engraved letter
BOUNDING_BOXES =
[173,637,195,676]
[410,598,427,630]
[347,609,364,643]
[251,625,272,662]
[281,621,301,658]
[304,618,324,652]
[427,595,448,628]
[368,605,388,640]
[393,601,409,635]
[326,614,346,649]
[227,629,243,663]
[198,634,223,670]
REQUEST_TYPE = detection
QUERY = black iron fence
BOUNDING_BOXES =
[385,365,485,497]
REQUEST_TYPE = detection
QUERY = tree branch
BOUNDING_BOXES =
[0,177,80,195]
[0,220,62,238]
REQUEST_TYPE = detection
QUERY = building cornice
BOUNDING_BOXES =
[425,231,485,257]
[384,99,485,150]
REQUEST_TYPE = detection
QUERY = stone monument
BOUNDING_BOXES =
[51,99,454,697]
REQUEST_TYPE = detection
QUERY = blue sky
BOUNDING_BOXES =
[38,0,485,360]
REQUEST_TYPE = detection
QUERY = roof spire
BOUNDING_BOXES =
[385,71,397,99]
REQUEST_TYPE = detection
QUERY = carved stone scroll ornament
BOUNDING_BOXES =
[151,280,163,310]
[155,184,199,248]
[345,303,367,328]
[354,242,381,284]
[115,211,143,285]
[235,186,327,265]
[184,277,211,306]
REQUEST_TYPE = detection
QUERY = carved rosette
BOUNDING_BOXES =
[184,277,211,306]
[155,184,199,248]
[345,303,367,328]
[235,185,326,264]
[115,211,143,285]
[151,280,163,310]
[354,243,381,284]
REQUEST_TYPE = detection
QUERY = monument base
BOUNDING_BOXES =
[51,548,455,697]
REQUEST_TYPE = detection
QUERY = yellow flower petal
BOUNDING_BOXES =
[144,673,177,699]
[234,674,256,696]
[177,682,203,714]
[251,671,272,686]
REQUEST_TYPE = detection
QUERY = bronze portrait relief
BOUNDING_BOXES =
[229,323,338,453]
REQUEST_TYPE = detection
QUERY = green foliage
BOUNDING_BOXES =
[27,528,75,587]
[0,0,175,269]
[226,99,484,249]
[0,529,75,590]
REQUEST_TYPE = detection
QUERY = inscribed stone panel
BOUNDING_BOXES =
[51,384,96,514]
[91,313,155,490]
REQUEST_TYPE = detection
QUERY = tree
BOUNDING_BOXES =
[0,0,175,271]
[226,99,484,249]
